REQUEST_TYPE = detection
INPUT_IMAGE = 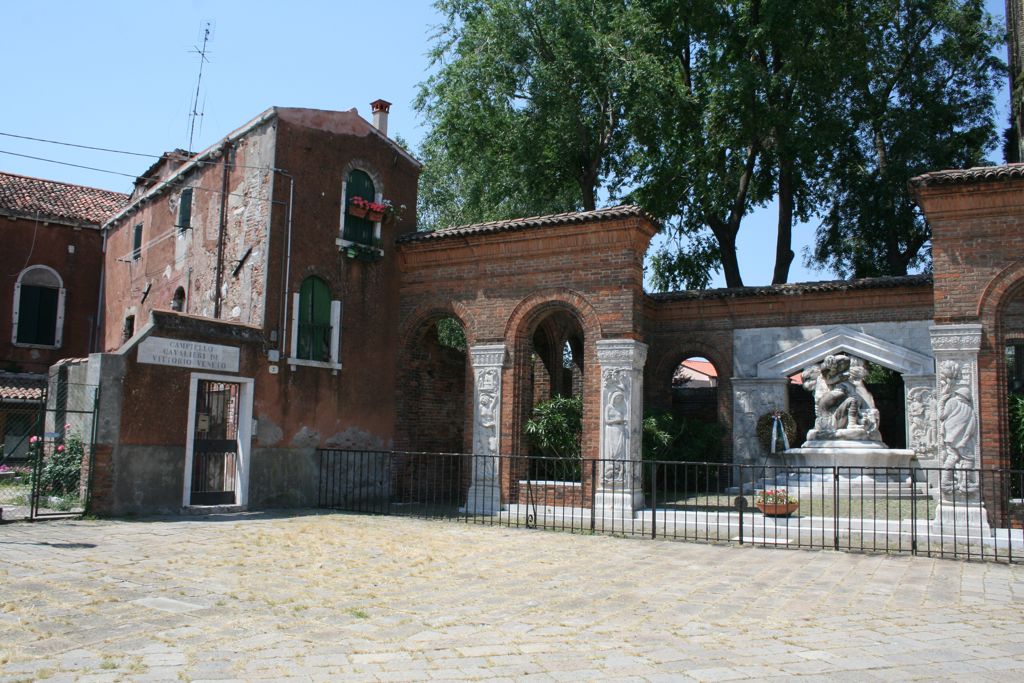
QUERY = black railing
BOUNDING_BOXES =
[317,450,1024,563]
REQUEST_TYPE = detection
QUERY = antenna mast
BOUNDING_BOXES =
[187,21,214,154]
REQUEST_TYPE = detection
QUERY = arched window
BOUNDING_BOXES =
[289,276,341,370]
[12,265,65,348]
[342,169,376,246]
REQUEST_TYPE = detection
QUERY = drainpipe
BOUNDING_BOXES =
[214,143,232,318]
[277,171,295,358]
[93,227,108,352]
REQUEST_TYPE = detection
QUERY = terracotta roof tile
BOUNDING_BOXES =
[0,373,45,402]
[909,163,1024,188]
[397,205,658,244]
[0,171,128,226]
[649,274,933,302]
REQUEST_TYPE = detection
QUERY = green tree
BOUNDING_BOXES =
[416,0,639,231]
[810,0,1003,278]
[635,1,856,288]
[417,0,1003,288]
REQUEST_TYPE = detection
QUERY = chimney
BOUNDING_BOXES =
[370,99,392,136]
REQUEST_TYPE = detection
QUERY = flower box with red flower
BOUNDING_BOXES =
[366,201,388,222]
[348,196,371,218]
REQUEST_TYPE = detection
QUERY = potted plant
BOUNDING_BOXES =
[756,488,799,517]
[366,200,389,222]
[348,196,371,218]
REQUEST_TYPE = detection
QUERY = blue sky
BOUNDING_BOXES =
[1,1,1010,288]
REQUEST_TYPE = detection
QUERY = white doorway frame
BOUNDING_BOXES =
[182,372,255,508]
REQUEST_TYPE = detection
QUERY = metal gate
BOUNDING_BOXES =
[0,374,98,521]
[189,380,240,506]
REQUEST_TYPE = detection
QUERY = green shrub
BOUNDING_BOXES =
[34,431,84,497]
[643,411,725,463]
[524,395,583,480]
[1010,394,1024,467]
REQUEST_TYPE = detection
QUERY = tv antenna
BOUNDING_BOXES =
[187,21,215,154]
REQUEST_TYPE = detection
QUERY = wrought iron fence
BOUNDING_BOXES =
[0,375,46,522]
[0,379,97,522]
[318,449,1024,563]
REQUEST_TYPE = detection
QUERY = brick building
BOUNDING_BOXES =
[4,101,1023,528]
[86,103,421,513]
[0,172,126,461]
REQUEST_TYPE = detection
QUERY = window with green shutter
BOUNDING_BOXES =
[177,188,193,232]
[13,265,63,347]
[16,285,58,346]
[133,223,143,260]
[343,170,375,245]
[297,276,332,362]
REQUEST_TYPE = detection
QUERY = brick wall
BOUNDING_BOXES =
[0,216,103,372]
[913,171,1024,522]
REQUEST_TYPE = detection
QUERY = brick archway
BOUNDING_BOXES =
[498,289,605,509]
[649,341,731,463]
[395,305,472,454]
[976,265,1024,473]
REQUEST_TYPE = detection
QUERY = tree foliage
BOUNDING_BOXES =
[417,0,1003,288]
[524,395,583,460]
[416,0,638,230]
[811,0,1003,278]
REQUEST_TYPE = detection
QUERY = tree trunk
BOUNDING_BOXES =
[773,156,795,284]
[708,217,744,288]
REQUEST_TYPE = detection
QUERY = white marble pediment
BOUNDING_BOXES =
[755,326,934,378]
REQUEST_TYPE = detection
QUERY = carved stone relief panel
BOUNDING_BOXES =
[929,325,982,501]
[596,340,647,494]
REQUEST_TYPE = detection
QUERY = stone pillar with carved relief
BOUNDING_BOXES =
[903,374,939,486]
[929,324,990,534]
[462,344,507,515]
[594,339,647,518]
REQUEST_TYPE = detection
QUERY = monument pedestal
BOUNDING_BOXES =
[930,501,991,536]
[776,440,916,485]
[595,489,644,519]
[461,482,501,516]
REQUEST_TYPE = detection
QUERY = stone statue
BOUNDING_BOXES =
[473,368,500,479]
[802,354,881,442]
[937,360,978,496]
[601,369,630,485]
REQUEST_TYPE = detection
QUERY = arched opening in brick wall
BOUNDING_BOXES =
[394,315,470,504]
[509,303,595,508]
[396,315,469,453]
[524,312,585,482]
[667,356,724,463]
[1000,282,1024,493]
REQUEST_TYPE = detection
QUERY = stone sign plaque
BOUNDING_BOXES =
[137,337,240,373]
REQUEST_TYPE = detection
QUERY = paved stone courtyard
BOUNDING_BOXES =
[1,512,1023,682]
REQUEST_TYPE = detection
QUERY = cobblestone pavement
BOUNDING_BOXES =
[2,512,1023,682]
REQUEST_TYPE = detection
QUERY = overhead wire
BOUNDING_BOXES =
[0,148,277,207]
[0,130,285,171]
[0,134,295,265]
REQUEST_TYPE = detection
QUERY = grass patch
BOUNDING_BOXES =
[349,608,370,619]
[661,492,937,521]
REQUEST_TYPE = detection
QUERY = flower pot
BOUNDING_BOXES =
[367,209,385,222]
[756,501,799,517]
[349,204,369,219]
